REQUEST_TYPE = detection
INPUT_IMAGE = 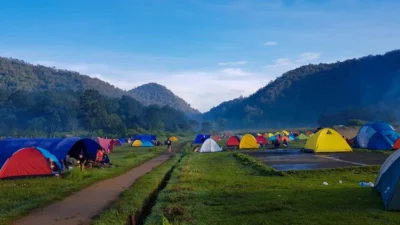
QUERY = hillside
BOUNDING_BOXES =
[0,57,199,115]
[204,50,400,128]
[128,83,200,115]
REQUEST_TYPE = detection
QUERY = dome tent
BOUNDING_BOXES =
[354,122,400,150]
[199,139,222,153]
[239,134,259,149]
[226,136,240,147]
[305,128,352,153]
[375,150,400,210]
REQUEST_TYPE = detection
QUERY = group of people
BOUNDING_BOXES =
[271,138,289,148]
[64,148,111,171]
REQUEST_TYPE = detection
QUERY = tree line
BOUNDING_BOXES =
[0,89,194,138]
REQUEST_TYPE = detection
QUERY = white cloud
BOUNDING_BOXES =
[295,52,321,62]
[217,61,248,66]
[264,41,278,46]
[31,60,271,112]
[220,68,250,76]
[263,52,323,82]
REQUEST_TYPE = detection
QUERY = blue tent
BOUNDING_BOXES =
[133,135,156,142]
[0,138,101,168]
[119,138,125,144]
[375,150,400,210]
[141,140,154,147]
[36,147,62,172]
[288,134,295,141]
[194,134,210,144]
[268,136,277,141]
[354,122,400,150]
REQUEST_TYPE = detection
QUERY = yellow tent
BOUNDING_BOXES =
[265,133,274,138]
[239,134,259,149]
[305,128,352,153]
[257,133,262,136]
[282,130,290,136]
[170,136,178,142]
[274,132,280,136]
[132,140,143,147]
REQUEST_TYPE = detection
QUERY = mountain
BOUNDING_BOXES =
[128,83,200,116]
[0,57,199,115]
[204,50,400,128]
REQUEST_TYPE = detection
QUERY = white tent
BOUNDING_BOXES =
[199,139,222,153]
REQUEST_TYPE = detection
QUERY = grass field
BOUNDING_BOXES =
[0,145,167,225]
[144,151,400,225]
[92,143,191,225]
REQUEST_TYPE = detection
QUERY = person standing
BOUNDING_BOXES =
[166,138,172,153]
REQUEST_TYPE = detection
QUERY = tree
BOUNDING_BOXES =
[346,119,366,126]
[217,118,227,131]
[201,121,212,133]
[188,120,199,130]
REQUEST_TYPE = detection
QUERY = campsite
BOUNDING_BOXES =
[2,125,400,224]
[2,1,400,224]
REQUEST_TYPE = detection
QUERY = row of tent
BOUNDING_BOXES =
[198,128,349,153]
[131,136,179,147]
[0,137,109,179]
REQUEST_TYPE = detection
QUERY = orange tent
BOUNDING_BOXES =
[394,139,400,150]
[306,131,313,136]
[276,135,290,142]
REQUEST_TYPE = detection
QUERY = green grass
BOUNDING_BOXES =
[92,144,191,225]
[144,152,400,225]
[0,145,167,225]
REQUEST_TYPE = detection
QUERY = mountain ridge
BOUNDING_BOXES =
[204,50,400,128]
[0,57,199,115]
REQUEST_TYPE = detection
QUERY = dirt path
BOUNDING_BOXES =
[13,144,185,225]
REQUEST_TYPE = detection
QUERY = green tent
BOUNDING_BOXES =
[297,133,309,140]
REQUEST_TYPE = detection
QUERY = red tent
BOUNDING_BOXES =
[213,136,221,141]
[255,136,268,145]
[393,139,400,150]
[0,147,52,179]
[306,131,313,136]
[113,139,122,146]
[97,137,112,153]
[226,136,240,147]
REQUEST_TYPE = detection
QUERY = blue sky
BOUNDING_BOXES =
[0,0,399,112]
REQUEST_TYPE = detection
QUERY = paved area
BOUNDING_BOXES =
[246,150,389,171]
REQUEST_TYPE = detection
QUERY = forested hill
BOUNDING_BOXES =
[204,50,400,128]
[0,57,199,115]
[128,83,200,115]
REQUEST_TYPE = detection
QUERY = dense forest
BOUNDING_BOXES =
[204,50,400,128]
[128,83,200,116]
[0,89,193,137]
[0,57,199,115]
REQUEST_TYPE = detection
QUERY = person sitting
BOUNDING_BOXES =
[96,148,104,162]
[65,154,78,168]
[100,149,110,165]
[282,139,288,148]
[77,153,86,171]
[48,159,61,176]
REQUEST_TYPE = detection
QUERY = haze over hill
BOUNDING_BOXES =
[0,57,199,115]
[128,83,200,115]
[204,50,400,129]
